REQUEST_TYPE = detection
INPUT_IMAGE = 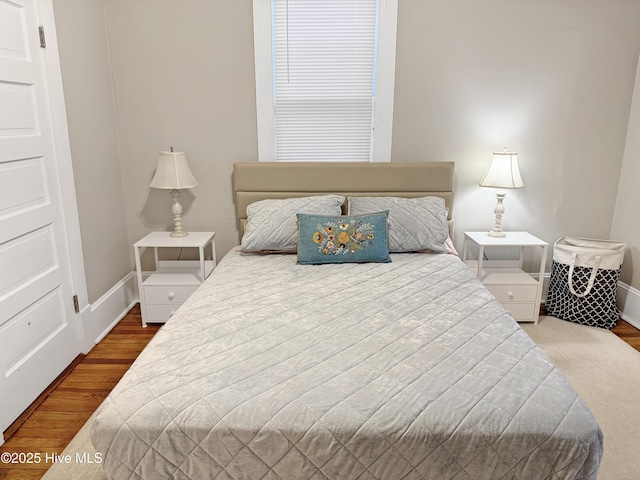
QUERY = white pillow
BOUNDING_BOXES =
[241,195,345,253]
[348,196,449,253]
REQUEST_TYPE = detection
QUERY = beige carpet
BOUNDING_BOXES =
[43,316,640,479]
[521,316,640,480]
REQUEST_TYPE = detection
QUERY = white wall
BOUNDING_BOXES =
[52,0,640,299]
[102,0,640,266]
[611,56,640,288]
[393,0,640,256]
[104,0,258,264]
[53,0,131,304]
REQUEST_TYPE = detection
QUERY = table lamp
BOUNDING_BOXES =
[150,147,199,237]
[479,148,524,237]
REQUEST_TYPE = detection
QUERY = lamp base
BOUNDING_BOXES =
[169,189,189,238]
[488,191,507,238]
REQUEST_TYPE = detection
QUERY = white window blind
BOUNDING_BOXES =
[272,0,378,162]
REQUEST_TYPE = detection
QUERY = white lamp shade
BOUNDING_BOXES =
[150,150,199,190]
[479,151,524,189]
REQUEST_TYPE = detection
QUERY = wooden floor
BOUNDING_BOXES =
[0,305,160,480]
[0,307,639,479]
[611,318,640,350]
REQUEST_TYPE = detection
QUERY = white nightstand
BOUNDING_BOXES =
[134,231,216,327]
[462,231,548,324]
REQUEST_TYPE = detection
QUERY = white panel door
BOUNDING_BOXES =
[0,0,82,435]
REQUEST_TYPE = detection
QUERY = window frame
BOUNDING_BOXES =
[252,0,398,162]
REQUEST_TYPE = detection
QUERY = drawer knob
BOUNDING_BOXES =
[508,291,514,300]
[168,292,175,301]
[170,310,176,317]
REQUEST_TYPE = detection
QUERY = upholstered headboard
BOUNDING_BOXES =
[233,161,455,241]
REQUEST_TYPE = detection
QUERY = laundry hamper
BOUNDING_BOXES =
[545,236,627,329]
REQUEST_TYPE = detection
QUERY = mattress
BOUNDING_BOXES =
[91,249,603,479]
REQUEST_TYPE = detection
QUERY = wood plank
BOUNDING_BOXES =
[0,437,69,449]
[5,428,88,439]
[69,364,130,373]
[612,320,640,350]
[56,373,131,384]
[0,467,50,480]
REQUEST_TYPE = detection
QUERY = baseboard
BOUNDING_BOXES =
[617,281,640,330]
[81,272,138,353]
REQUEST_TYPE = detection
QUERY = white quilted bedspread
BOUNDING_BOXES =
[91,249,602,480]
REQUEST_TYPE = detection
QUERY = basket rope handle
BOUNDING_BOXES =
[568,253,601,298]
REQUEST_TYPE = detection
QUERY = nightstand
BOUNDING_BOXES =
[462,231,548,324]
[134,231,216,327]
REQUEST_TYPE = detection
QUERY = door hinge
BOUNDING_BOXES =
[73,295,79,314]
[38,25,46,48]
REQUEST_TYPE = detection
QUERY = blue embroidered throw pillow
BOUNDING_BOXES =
[297,212,391,265]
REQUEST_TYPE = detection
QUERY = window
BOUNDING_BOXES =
[253,0,397,162]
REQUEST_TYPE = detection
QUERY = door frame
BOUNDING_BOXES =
[0,0,89,446]
[36,0,88,314]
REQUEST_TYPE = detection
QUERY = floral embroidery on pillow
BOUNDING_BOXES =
[312,219,376,255]
[297,211,390,264]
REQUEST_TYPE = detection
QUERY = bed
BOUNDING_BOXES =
[91,162,602,479]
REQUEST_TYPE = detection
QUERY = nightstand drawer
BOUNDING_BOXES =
[486,284,538,303]
[501,302,538,322]
[145,304,182,323]
[143,284,198,304]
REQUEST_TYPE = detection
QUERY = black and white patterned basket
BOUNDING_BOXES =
[545,236,626,329]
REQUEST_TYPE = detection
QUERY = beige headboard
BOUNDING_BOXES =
[233,161,455,241]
